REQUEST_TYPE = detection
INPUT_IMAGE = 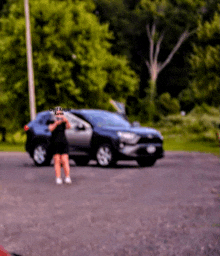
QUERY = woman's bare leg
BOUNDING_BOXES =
[61,154,70,177]
[54,154,61,178]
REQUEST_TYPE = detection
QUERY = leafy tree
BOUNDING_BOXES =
[0,0,15,16]
[0,0,6,12]
[93,0,207,121]
[135,0,205,121]
[189,9,220,106]
[94,0,141,57]
[0,0,138,129]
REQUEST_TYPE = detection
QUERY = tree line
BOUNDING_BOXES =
[0,0,219,130]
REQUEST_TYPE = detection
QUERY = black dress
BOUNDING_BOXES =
[51,121,69,155]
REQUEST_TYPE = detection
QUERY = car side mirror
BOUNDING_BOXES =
[76,123,85,131]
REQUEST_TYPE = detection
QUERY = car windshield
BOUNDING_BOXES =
[83,111,131,128]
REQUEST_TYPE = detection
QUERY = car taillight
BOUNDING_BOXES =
[24,125,29,131]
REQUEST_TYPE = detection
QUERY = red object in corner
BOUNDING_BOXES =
[0,245,10,256]
[24,125,29,131]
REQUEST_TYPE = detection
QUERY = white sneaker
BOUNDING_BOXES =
[56,177,63,185]
[64,176,72,184]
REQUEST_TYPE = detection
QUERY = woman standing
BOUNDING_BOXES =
[49,107,72,185]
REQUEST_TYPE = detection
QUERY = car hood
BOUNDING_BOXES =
[100,126,160,136]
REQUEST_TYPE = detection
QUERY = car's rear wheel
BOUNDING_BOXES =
[33,143,51,166]
[96,144,115,167]
[74,156,90,166]
[137,158,156,167]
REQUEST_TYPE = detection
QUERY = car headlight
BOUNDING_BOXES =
[117,131,140,144]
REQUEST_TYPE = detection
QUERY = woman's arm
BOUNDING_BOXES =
[48,120,62,132]
[63,117,71,129]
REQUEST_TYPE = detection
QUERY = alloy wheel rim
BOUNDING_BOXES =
[97,146,112,166]
[33,145,46,164]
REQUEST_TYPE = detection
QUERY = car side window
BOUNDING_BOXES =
[64,112,89,129]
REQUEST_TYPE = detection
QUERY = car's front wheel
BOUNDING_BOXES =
[96,144,115,167]
[33,143,51,166]
[137,158,156,167]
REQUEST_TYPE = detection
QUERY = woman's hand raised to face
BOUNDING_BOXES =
[55,119,63,126]
[62,116,69,123]
[62,116,71,129]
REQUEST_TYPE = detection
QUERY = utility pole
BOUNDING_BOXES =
[24,0,36,120]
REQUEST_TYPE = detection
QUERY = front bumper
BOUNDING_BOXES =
[118,143,164,159]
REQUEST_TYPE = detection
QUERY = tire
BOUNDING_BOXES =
[96,143,116,167]
[33,143,51,166]
[74,156,90,166]
[137,158,156,167]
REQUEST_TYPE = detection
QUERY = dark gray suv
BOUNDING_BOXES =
[24,109,164,167]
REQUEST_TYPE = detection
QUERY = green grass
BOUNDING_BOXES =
[164,135,219,155]
[0,142,25,152]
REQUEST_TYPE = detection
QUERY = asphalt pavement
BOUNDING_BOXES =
[0,151,220,256]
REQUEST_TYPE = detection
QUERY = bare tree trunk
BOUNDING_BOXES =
[145,22,195,121]
[148,79,157,122]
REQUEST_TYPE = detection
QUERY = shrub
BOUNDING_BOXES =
[157,92,180,116]
[6,131,26,144]
[157,114,183,127]
[154,104,219,140]
[189,103,219,116]
[178,88,195,113]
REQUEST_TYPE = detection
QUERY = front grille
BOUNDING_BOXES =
[138,136,162,144]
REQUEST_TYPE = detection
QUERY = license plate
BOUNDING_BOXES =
[146,145,156,153]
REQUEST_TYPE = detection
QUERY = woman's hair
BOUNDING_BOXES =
[55,106,63,112]
[55,106,63,114]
